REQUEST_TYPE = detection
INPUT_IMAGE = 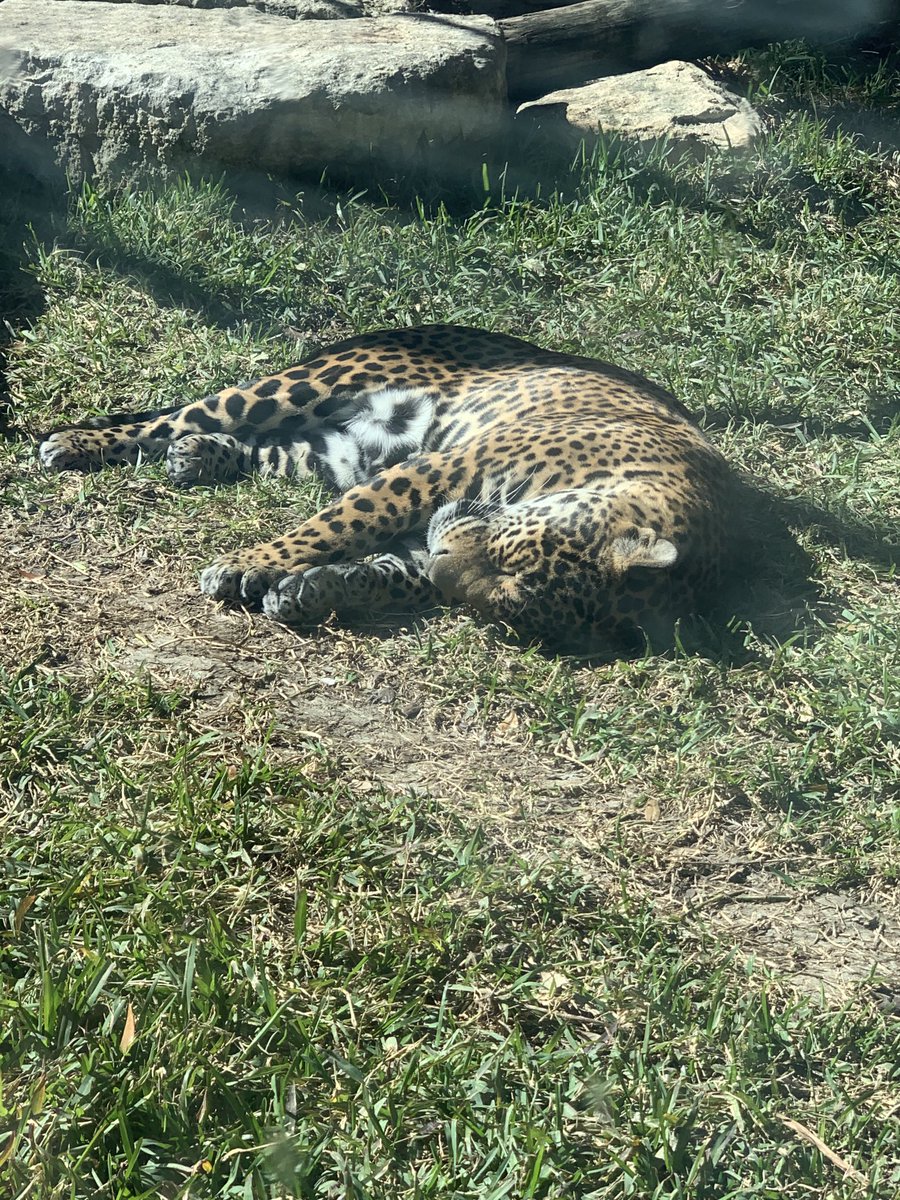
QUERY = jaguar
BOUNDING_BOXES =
[38,324,735,652]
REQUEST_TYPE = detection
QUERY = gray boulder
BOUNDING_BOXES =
[0,0,505,184]
[47,0,363,17]
[518,61,763,155]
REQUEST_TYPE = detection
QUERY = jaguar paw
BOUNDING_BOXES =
[39,432,97,472]
[261,566,342,625]
[199,559,286,605]
[166,435,241,487]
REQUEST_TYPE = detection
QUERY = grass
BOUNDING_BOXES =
[1,39,900,1200]
[3,671,899,1199]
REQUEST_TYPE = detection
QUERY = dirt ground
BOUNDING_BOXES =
[4,463,899,1007]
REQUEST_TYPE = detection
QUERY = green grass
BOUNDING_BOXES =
[2,40,900,1200]
[3,669,899,1198]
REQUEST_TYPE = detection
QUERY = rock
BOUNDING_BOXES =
[0,0,505,185]
[48,0,363,18]
[253,0,359,15]
[517,61,762,155]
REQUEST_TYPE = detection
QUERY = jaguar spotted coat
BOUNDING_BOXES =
[38,325,734,651]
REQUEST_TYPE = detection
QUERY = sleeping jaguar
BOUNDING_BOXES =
[38,324,734,652]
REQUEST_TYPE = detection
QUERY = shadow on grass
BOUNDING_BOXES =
[27,32,895,346]
[0,115,66,433]
[551,474,893,667]
[718,38,900,154]
[3,30,898,341]
[59,129,897,353]
[768,486,900,577]
[702,387,900,442]
[698,473,898,664]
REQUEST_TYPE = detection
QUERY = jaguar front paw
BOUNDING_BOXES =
[199,558,288,605]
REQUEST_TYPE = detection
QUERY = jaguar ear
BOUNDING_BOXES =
[611,528,678,572]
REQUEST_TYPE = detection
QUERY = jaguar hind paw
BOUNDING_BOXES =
[39,432,97,472]
[39,429,144,471]
[166,434,243,487]
[261,565,354,625]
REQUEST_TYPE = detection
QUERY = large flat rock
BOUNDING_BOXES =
[0,0,505,184]
[518,61,762,156]
[48,0,364,17]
